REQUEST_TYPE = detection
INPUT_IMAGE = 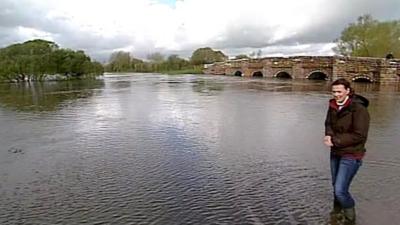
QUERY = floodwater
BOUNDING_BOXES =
[0,74,399,225]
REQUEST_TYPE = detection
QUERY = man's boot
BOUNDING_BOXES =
[343,207,356,224]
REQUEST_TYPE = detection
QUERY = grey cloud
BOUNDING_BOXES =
[0,0,134,61]
[0,26,19,47]
[0,0,41,28]
[276,0,400,45]
[211,24,277,49]
[222,43,334,58]
[54,31,133,52]
[208,0,400,51]
[50,19,136,61]
[56,35,134,63]
[0,0,64,34]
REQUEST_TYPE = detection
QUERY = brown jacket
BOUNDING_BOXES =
[325,94,370,155]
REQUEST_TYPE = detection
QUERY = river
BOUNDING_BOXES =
[1,74,400,224]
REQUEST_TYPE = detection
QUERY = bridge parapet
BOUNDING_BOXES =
[332,57,400,82]
[204,56,400,82]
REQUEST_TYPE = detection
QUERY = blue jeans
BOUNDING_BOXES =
[330,153,362,209]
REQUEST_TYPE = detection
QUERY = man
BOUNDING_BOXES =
[324,78,370,224]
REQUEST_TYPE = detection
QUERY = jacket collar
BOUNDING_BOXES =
[329,96,352,111]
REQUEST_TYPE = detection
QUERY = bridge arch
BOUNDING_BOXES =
[307,71,328,80]
[352,75,373,83]
[234,71,243,76]
[252,71,263,77]
[274,71,292,79]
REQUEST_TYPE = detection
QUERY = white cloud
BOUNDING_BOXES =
[16,26,54,41]
[1,0,399,61]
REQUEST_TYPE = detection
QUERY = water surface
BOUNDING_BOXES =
[1,74,400,225]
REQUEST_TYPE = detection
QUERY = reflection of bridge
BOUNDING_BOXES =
[204,56,400,82]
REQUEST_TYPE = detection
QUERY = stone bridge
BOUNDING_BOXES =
[204,56,400,82]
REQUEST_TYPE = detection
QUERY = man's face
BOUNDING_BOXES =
[332,84,350,102]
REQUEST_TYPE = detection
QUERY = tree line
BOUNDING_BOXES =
[0,39,104,82]
[105,47,228,73]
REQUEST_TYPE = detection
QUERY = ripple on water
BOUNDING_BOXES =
[1,75,400,224]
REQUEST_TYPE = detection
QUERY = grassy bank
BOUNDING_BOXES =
[164,67,204,75]
[105,66,205,75]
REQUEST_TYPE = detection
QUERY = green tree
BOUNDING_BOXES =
[164,54,190,70]
[335,14,400,57]
[190,47,227,65]
[234,54,250,60]
[0,39,103,82]
[1,39,58,81]
[146,52,166,72]
[147,52,165,63]
[108,51,131,72]
[256,49,263,58]
[130,57,144,71]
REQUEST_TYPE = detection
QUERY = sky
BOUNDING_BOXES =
[0,0,399,62]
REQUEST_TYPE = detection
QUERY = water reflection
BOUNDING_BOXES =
[0,79,104,112]
[192,79,224,94]
[235,78,331,92]
[352,82,400,92]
